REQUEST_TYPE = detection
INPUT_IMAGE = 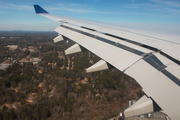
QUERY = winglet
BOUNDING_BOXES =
[33,5,49,14]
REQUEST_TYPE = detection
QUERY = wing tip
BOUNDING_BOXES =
[33,5,49,14]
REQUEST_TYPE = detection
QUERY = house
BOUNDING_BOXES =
[0,63,12,70]
[7,45,18,50]
[81,77,88,84]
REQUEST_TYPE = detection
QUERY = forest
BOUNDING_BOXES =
[0,31,143,120]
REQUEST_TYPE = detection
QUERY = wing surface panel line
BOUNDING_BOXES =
[61,25,145,56]
[60,24,180,65]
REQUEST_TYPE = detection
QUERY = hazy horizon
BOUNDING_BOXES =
[0,0,180,32]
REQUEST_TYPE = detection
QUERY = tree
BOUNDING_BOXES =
[34,107,41,120]
[87,76,91,83]
[3,112,9,120]
[57,58,63,67]
[42,108,50,118]
[20,98,26,105]
[31,52,39,57]
[9,110,16,120]
[2,106,8,111]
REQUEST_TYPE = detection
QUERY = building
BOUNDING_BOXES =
[28,46,37,52]
[20,57,41,65]
[0,63,12,70]
[81,77,88,84]
[7,45,18,50]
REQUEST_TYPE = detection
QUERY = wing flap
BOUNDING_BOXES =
[124,53,180,120]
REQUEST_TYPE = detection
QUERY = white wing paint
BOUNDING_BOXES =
[34,5,180,120]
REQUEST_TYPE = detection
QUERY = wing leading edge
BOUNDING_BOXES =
[33,5,180,120]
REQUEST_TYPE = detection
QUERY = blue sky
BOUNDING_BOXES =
[0,0,180,31]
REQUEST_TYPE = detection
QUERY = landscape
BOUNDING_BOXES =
[0,31,142,120]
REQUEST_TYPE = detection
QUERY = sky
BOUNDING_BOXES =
[0,0,180,32]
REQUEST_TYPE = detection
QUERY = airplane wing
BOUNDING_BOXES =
[34,5,180,120]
